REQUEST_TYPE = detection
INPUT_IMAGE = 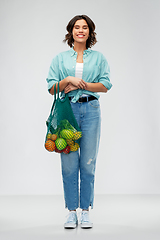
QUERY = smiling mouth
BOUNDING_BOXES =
[77,35,85,38]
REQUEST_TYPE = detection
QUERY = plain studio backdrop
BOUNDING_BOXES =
[0,0,160,196]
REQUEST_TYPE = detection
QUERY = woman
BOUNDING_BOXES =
[46,15,112,229]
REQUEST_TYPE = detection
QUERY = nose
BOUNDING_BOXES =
[79,28,83,32]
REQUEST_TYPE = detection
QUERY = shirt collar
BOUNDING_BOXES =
[70,47,92,56]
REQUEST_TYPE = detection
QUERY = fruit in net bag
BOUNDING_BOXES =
[45,140,55,152]
[60,119,77,132]
[73,131,82,140]
[70,143,79,152]
[55,138,67,150]
[47,133,52,139]
[66,139,74,147]
[63,145,70,154]
[51,134,57,141]
[55,146,63,153]
[60,129,74,139]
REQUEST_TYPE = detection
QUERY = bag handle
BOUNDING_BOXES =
[45,82,60,140]
[54,82,60,100]
[50,82,59,113]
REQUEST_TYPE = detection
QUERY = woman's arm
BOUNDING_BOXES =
[49,76,87,95]
[85,82,108,93]
[64,82,108,94]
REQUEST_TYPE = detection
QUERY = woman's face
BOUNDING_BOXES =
[72,19,89,45]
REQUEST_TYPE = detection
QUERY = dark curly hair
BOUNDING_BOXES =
[63,15,97,49]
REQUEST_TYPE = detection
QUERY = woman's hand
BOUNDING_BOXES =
[64,83,78,93]
[49,76,87,95]
[68,76,87,89]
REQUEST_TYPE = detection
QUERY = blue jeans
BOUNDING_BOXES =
[60,99,101,210]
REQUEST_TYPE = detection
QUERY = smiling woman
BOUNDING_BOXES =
[63,15,97,49]
[46,14,112,229]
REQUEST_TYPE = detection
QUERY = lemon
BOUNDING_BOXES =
[47,133,52,139]
[70,143,79,152]
[73,131,82,140]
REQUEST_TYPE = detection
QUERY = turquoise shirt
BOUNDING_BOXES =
[46,47,112,103]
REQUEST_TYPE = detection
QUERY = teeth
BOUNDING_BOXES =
[78,35,84,37]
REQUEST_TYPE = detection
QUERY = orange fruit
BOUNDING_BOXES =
[51,134,57,141]
[45,140,55,152]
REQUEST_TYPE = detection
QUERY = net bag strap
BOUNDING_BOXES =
[50,82,59,114]
[46,82,59,140]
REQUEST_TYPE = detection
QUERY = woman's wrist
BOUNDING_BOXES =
[49,77,69,95]
[67,76,74,84]
[65,76,70,84]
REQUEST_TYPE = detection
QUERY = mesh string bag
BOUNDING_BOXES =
[45,82,82,154]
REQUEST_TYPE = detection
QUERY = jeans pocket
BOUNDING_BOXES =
[88,99,100,108]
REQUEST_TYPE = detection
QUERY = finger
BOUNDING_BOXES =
[80,80,87,86]
[80,82,86,89]
[64,87,68,93]
[64,86,69,93]
[79,84,84,89]
[83,81,87,88]
[65,88,70,93]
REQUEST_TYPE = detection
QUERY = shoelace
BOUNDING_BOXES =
[80,211,90,223]
[65,212,77,223]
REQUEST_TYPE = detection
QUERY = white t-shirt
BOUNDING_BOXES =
[75,62,83,79]
[75,63,89,97]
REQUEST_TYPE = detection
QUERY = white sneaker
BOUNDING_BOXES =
[80,210,93,229]
[64,211,78,229]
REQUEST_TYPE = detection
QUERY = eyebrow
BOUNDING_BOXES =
[74,24,88,27]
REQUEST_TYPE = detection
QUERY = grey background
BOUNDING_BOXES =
[0,0,160,195]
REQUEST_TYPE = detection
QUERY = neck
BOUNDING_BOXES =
[73,42,87,54]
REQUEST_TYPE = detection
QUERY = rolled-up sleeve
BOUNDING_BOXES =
[46,56,59,92]
[98,56,112,90]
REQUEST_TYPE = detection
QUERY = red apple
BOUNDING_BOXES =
[63,145,70,154]
[55,146,63,153]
